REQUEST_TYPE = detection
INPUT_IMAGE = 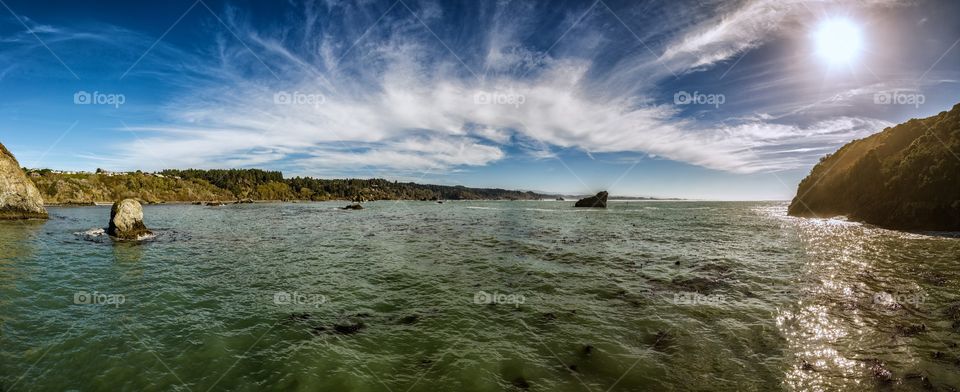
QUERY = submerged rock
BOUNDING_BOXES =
[333,321,365,335]
[397,314,420,325]
[671,276,727,293]
[108,199,152,240]
[581,344,594,357]
[894,323,927,337]
[343,204,364,210]
[574,191,608,208]
[648,330,675,351]
[285,313,312,323]
[511,377,530,389]
[0,143,48,219]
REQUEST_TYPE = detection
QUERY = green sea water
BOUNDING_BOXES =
[1,201,959,391]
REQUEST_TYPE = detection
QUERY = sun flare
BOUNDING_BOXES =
[813,18,863,66]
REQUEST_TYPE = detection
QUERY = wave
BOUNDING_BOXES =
[74,228,157,242]
[74,228,108,242]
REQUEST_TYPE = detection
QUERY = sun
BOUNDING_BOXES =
[813,18,863,66]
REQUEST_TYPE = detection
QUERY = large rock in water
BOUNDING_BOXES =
[108,199,152,239]
[789,103,960,231]
[575,191,608,208]
[0,143,48,219]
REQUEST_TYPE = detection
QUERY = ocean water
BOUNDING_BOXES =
[1,201,958,391]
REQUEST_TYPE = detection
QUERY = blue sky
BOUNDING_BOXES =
[1,0,958,199]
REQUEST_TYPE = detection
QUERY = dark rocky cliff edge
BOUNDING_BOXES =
[0,143,48,219]
[788,103,960,231]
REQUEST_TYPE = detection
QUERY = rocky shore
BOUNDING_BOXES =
[0,143,48,219]
[789,103,960,231]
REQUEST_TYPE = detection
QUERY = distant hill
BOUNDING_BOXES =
[788,103,960,231]
[28,168,552,204]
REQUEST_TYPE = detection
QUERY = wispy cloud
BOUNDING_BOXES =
[4,0,921,175]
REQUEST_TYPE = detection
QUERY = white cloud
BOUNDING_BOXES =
[657,0,904,73]
[659,0,795,72]
[104,0,901,175]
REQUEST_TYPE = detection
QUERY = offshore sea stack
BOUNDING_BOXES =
[108,199,152,239]
[575,191,608,208]
[0,142,48,219]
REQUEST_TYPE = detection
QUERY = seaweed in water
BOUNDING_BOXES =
[511,377,530,389]
[863,359,893,383]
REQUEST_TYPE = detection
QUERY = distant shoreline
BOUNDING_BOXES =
[27,169,690,205]
[39,199,792,208]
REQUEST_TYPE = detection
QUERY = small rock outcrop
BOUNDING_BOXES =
[343,204,364,210]
[574,191,608,208]
[108,199,152,239]
[0,143,48,219]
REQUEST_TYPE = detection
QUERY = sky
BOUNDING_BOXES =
[0,0,958,200]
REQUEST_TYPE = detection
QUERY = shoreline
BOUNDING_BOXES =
[42,198,781,208]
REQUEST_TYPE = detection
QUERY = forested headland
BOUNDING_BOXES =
[28,168,550,204]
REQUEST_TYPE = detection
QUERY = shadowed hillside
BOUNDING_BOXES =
[789,103,960,231]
